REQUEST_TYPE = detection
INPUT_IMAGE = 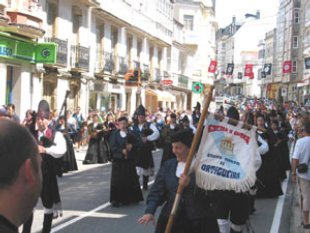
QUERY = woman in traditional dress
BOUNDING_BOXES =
[83,114,109,164]
[109,117,143,207]
[255,114,283,198]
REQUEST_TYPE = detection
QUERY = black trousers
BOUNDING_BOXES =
[208,190,250,225]
[155,213,219,233]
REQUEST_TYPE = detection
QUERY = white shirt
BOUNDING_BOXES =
[176,162,185,177]
[138,123,160,141]
[39,131,67,158]
[292,136,310,180]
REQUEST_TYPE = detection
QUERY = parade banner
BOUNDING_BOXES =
[194,114,258,193]
[226,63,234,76]
[263,63,272,75]
[208,60,217,73]
[244,64,253,79]
[283,60,292,74]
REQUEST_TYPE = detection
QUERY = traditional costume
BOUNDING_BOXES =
[109,117,143,206]
[131,105,159,190]
[83,119,109,164]
[145,129,219,233]
[160,113,180,166]
[37,100,67,233]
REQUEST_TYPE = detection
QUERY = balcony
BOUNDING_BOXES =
[0,14,9,27]
[103,52,114,73]
[70,44,90,72]
[0,0,7,15]
[4,1,45,39]
[178,74,188,88]
[141,64,150,81]
[134,60,140,69]
[45,37,68,67]
[183,31,199,46]
[155,68,161,83]
[118,56,128,75]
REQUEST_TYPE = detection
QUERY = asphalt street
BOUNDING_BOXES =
[25,148,294,233]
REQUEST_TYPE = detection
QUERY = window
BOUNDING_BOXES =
[306,4,310,26]
[292,60,297,73]
[183,15,194,31]
[47,2,57,36]
[294,9,300,24]
[293,36,298,48]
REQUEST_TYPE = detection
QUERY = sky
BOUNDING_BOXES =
[215,0,280,28]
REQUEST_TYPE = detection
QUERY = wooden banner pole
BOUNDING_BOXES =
[164,86,214,233]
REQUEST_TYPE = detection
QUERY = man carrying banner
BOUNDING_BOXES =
[137,129,219,233]
[193,106,262,233]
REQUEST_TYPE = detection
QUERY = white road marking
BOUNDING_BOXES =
[269,173,289,233]
[51,180,155,232]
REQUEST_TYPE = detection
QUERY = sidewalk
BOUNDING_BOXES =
[290,180,310,233]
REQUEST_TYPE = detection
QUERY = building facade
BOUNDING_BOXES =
[0,0,56,118]
[0,0,217,117]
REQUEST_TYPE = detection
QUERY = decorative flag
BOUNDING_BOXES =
[193,114,259,192]
[208,60,218,73]
[305,57,310,69]
[283,60,292,74]
[263,63,272,75]
[244,64,254,79]
[261,70,266,79]
[237,72,243,79]
[226,63,234,76]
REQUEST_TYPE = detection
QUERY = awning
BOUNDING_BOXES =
[155,90,176,102]
[0,32,57,64]
[145,88,157,97]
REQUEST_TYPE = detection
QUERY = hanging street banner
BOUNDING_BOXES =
[263,63,272,75]
[208,60,217,73]
[193,114,259,192]
[192,81,204,94]
[0,33,57,64]
[283,60,292,74]
[237,72,243,79]
[244,64,253,79]
[226,63,234,76]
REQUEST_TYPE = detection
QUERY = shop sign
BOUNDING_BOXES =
[0,33,57,64]
[192,82,204,94]
[160,79,173,85]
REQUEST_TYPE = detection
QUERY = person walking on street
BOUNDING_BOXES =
[292,120,310,230]
[137,129,219,233]
[109,117,143,207]
[36,100,67,233]
[131,105,159,190]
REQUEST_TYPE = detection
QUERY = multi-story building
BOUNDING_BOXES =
[215,11,276,98]
[40,0,176,116]
[261,29,278,100]
[0,0,217,117]
[215,16,241,95]
[0,0,56,118]
[173,0,217,107]
[299,0,310,104]
[274,0,301,102]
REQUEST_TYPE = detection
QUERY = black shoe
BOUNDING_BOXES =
[111,201,120,207]
[304,224,310,229]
